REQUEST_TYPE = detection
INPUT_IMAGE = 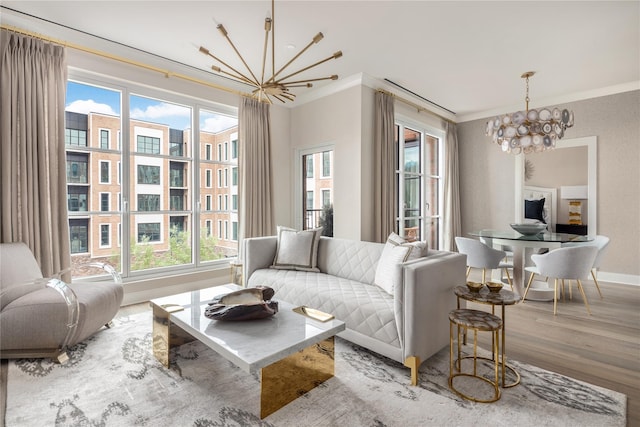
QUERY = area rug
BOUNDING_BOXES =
[5,311,626,427]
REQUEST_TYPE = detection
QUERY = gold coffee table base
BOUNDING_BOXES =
[261,337,335,418]
[152,301,336,419]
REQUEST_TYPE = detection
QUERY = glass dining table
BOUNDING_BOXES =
[469,230,593,300]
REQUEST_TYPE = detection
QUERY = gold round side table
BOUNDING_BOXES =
[454,285,521,388]
[448,308,502,403]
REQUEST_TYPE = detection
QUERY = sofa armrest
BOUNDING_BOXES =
[396,251,467,363]
[0,280,47,311]
[242,236,278,285]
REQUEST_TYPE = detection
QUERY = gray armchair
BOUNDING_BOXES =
[0,242,123,363]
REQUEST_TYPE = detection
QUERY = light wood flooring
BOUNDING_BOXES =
[2,279,638,427]
[466,276,640,427]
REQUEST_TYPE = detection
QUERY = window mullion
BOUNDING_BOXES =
[120,88,131,278]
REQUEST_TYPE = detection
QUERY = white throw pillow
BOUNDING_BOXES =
[374,232,427,295]
[271,226,323,272]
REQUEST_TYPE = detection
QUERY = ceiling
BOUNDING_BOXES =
[2,1,639,122]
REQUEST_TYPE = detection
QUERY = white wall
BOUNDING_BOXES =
[290,86,365,240]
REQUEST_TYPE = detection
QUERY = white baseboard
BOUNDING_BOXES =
[597,271,640,286]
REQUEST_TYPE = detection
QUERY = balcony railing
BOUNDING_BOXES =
[304,209,323,230]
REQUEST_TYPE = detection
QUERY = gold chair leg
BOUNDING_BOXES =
[466,266,471,278]
[561,279,566,302]
[523,272,536,302]
[591,269,604,299]
[568,279,573,300]
[576,279,592,315]
[504,268,513,291]
[482,269,486,284]
[553,279,558,315]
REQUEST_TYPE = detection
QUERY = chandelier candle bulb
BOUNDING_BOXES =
[485,71,574,155]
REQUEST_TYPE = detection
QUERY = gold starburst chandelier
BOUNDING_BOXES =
[199,0,342,104]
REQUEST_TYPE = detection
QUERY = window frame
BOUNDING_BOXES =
[66,70,239,281]
[394,116,445,249]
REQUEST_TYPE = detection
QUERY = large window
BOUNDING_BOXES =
[395,121,443,248]
[65,79,238,279]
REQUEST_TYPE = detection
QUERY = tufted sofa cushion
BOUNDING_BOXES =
[317,237,384,285]
[248,268,399,347]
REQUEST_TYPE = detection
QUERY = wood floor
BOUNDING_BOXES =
[1,279,638,427]
[466,277,640,427]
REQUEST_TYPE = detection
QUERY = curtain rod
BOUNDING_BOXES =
[377,89,455,124]
[0,24,252,99]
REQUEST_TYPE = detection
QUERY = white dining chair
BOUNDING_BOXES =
[561,235,610,299]
[523,246,598,315]
[455,237,513,290]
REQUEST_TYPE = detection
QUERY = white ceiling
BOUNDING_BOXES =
[2,1,639,121]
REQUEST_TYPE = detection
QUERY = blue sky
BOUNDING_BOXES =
[65,81,237,132]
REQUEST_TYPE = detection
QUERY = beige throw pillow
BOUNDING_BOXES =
[374,232,427,295]
[271,226,323,272]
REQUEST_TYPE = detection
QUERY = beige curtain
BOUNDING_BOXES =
[238,97,274,243]
[374,91,397,243]
[443,121,462,251]
[0,30,71,281]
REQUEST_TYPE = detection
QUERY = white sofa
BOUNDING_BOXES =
[243,235,466,384]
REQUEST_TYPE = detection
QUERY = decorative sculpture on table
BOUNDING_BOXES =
[205,286,278,320]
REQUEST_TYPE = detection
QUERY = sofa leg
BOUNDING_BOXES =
[55,351,70,365]
[105,321,115,329]
[404,356,420,386]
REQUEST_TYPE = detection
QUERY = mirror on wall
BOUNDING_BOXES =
[515,136,597,238]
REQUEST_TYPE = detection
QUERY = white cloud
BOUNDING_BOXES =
[66,99,117,116]
[131,103,190,122]
[202,115,238,133]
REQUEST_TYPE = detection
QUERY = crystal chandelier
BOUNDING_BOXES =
[199,0,342,104]
[485,72,574,154]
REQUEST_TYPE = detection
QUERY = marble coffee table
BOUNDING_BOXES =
[150,284,345,418]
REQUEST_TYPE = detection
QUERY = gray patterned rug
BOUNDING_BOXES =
[5,311,626,426]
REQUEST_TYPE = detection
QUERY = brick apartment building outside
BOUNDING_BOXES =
[65,111,238,276]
